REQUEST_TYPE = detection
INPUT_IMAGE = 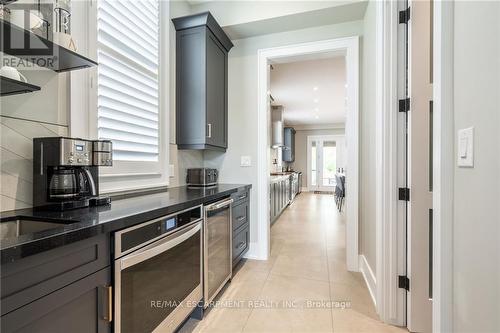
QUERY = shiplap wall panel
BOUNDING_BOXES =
[0,124,33,160]
[1,172,32,205]
[1,148,32,183]
[0,194,30,211]
[0,117,67,212]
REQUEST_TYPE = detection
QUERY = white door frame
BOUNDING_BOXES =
[374,0,454,329]
[306,134,345,192]
[374,0,406,326]
[257,36,360,271]
[432,0,454,331]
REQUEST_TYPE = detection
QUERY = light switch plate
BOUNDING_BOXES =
[241,156,252,167]
[169,164,175,177]
[457,127,474,167]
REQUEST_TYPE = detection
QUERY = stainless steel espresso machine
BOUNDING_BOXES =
[33,137,113,210]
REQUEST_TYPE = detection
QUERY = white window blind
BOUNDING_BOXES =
[97,0,159,162]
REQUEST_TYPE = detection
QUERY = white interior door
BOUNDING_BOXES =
[406,0,433,331]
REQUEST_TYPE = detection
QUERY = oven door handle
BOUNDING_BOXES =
[205,198,233,211]
[120,222,201,270]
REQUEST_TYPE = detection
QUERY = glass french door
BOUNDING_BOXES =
[309,139,337,192]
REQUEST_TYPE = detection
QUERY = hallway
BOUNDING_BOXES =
[181,193,406,332]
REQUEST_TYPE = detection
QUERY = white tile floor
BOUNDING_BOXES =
[179,192,407,332]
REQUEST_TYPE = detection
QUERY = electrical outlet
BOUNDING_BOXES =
[169,164,175,177]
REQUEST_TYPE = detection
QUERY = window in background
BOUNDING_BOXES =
[97,0,160,162]
[322,141,336,186]
[311,141,317,186]
[91,0,169,192]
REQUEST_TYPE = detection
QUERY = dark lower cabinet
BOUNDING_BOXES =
[232,225,249,267]
[231,188,250,268]
[1,233,112,333]
[270,176,291,223]
[1,267,112,333]
[1,234,110,316]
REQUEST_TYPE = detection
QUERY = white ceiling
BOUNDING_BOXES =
[186,1,368,40]
[270,56,347,126]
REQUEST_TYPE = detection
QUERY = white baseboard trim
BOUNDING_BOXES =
[244,242,266,260]
[359,255,377,307]
[301,187,309,192]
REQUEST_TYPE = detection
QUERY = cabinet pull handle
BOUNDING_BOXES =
[237,216,246,222]
[236,241,246,249]
[107,286,113,323]
[207,123,212,138]
[238,194,247,200]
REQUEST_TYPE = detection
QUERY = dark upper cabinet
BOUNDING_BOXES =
[173,12,233,152]
[283,127,296,162]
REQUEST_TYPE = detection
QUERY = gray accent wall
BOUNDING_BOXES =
[452,1,500,331]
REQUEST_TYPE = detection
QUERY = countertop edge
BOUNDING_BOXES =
[1,184,251,264]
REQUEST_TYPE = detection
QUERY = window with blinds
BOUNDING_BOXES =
[97,0,160,162]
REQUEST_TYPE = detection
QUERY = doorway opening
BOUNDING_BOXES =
[256,37,359,271]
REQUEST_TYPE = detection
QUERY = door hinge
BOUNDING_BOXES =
[399,7,411,24]
[398,187,410,201]
[399,98,410,112]
[398,275,410,291]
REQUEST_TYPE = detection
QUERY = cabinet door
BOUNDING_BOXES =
[276,181,281,210]
[274,182,281,218]
[269,184,274,221]
[206,30,228,149]
[280,181,285,209]
[1,268,112,333]
[283,181,287,207]
[176,27,207,146]
[283,128,296,162]
[283,129,291,162]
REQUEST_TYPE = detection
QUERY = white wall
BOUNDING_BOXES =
[169,0,204,186]
[203,20,364,257]
[0,117,68,211]
[359,0,377,273]
[292,128,345,187]
[1,42,69,212]
[452,1,500,331]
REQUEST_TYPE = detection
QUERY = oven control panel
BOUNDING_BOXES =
[114,205,202,258]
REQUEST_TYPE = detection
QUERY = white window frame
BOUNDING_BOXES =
[306,134,345,192]
[83,0,170,193]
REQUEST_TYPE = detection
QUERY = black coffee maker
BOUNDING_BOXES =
[33,137,113,210]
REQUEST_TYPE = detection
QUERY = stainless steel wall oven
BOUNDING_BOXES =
[113,206,203,333]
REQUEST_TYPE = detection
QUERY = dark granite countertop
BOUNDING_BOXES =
[0,184,251,264]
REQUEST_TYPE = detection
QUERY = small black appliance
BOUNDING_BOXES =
[186,168,219,188]
[33,137,112,210]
